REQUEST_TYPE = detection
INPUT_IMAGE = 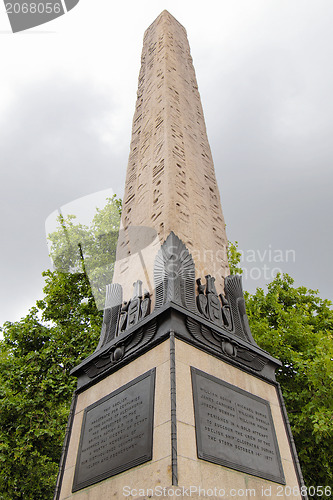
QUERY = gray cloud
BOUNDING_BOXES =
[0,77,126,324]
[201,18,333,299]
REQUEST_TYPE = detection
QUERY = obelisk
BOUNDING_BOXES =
[113,10,229,301]
[54,11,306,500]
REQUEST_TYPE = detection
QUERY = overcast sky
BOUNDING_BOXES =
[1,0,332,326]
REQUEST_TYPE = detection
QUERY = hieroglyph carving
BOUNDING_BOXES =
[117,280,151,335]
[95,284,122,351]
[95,281,151,352]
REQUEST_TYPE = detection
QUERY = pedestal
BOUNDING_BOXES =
[54,307,305,500]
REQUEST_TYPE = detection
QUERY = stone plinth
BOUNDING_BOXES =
[55,338,304,500]
[54,298,305,500]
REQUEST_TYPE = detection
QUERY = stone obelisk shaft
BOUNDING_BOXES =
[113,10,229,299]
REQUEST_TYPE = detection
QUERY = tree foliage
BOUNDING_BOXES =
[227,240,243,275]
[0,288,100,499]
[47,194,121,309]
[245,274,333,491]
[0,196,120,499]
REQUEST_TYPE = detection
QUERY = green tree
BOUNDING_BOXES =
[48,194,121,309]
[245,274,333,492]
[0,294,99,499]
[227,240,243,275]
[0,196,121,499]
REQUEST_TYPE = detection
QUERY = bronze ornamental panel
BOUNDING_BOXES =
[72,369,156,492]
[191,367,285,484]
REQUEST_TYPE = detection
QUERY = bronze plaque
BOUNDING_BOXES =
[191,367,285,484]
[72,369,156,492]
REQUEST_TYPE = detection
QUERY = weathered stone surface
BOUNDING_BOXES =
[113,10,229,301]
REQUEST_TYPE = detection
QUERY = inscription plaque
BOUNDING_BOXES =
[191,367,285,484]
[72,369,156,492]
